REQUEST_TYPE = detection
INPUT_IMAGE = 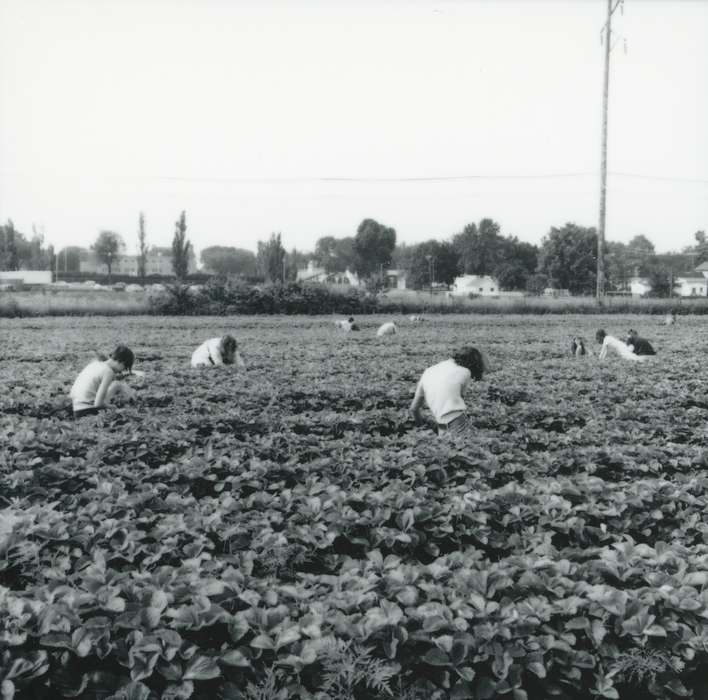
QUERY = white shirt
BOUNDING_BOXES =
[376,322,397,337]
[335,319,354,332]
[599,335,646,362]
[412,359,471,424]
[70,360,115,410]
[191,337,245,368]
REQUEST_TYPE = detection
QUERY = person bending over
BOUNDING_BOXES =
[570,337,587,357]
[410,346,487,436]
[626,329,656,356]
[70,345,136,418]
[191,335,245,368]
[377,321,397,337]
[335,317,359,332]
[596,329,647,362]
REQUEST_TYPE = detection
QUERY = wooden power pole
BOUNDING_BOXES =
[597,0,623,303]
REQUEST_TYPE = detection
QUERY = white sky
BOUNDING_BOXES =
[1,0,706,261]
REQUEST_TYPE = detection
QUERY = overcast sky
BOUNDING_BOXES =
[1,0,706,261]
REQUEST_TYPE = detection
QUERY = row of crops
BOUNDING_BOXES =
[2,315,708,699]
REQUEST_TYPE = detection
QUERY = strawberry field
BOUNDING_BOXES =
[3,314,708,700]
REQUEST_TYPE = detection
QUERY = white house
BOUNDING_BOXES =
[629,276,652,297]
[384,269,407,290]
[296,260,360,286]
[0,270,52,285]
[450,275,499,297]
[675,276,707,297]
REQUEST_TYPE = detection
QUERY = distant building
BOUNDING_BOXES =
[0,270,52,285]
[78,246,197,276]
[542,288,571,298]
[384,269,407,290]
[674,275,707,297]
[296,260,360,286]
[450,274,499,297]
[629,276,651,297]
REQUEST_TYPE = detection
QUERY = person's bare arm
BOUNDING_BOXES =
[409,381,425,424]
[93,367,115,407]
[211,342,225,366]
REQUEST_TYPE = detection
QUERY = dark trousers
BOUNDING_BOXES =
[73,406,105,419]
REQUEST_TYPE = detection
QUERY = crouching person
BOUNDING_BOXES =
[70,345,135,418]
[377,321,397,337]
[191,334,245,368]
[570,337,587,357]
[409,346,487,437]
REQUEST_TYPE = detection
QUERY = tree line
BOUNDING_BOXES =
[204,219,708,296]
[2,213,705,295]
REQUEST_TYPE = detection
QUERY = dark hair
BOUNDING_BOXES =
[452,346,486,380]
[220,335,238,364]
[595,329,607,344]
[627,328,638,339]
[348,317,355,323]
[111,345,134,372]
[571,337,586,355]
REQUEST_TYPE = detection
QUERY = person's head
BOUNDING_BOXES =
[348,317,355,323]
[110,345,134,373]
[452,346,486,380]
[219,334,238,364]
[627,328,638,340]
[595,329,607,344]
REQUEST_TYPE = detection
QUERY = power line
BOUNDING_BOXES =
[4,168,707,185]
[109,171,708,184]
[609,171,708,185]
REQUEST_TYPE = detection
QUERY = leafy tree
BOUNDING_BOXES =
[0,220,19,271]
[645,263,674,297]
[605,241,633,291]
[284,247,308,281]
[257,232,286,282]
[496,237,538,290]
[171,211,192,280]
[315,236,358,273]
[495,262,529,291]
[625,234,656,275]
[56,246,83,273]
[138,212,147,279]
[201,246,257,276]
[452,219,504,275]
[353,219,396,278]
[526,273,549,296]
[688,230,708,266]
[451,219,537,289]
[92,230,122,279]
[537,223,597,295]
[405,240,459,290]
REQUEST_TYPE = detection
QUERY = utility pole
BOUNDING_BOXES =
[597,0,623,303]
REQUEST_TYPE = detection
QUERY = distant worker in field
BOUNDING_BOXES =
[70,345,136,418]
[625,329,657,356]
[409,315,425,323]
[570,337,587,357]
[665,311,676,326]
[335,317,359,332]
[376,321,397,337]
[596,329,648,363]
[191,334,245,368]
[410,346,488,436]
